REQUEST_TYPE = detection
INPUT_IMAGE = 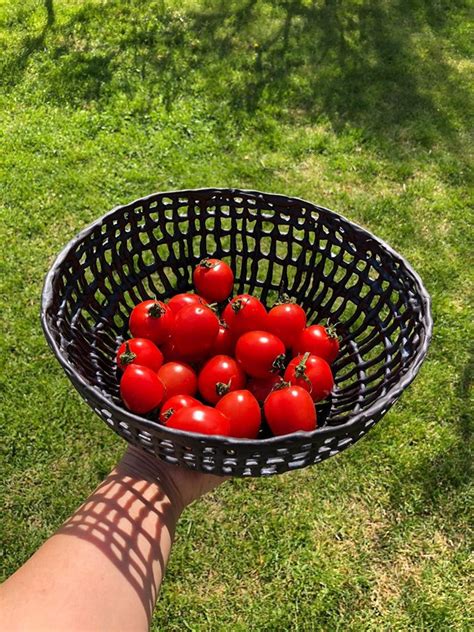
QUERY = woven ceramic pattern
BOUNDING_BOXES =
[41,189,432,476]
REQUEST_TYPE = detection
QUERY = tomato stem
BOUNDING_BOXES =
[119,342,136,367]
[199,258,214,269]
[271,353,287,373]
[216,380,231,396]
[149,302,166,318]
[207,302,219,314]
[325,320,341,341]
[294,352,310,377]
[231,298,243,313]
[274,292,296,306]
[294,352,313,389]
[271,380,290,392]
[161,407,175,422]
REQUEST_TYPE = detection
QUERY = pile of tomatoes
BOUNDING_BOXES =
[117,258,339,438]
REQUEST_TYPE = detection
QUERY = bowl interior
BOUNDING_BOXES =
[43,189,428,435]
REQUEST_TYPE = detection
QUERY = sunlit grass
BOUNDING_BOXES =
[1,1,472,629]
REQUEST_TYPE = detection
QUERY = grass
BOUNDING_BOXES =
[1,0,473,629]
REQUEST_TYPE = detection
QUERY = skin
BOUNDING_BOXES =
[0,446,227,632]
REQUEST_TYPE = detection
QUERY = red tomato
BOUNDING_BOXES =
[293,324,340,364]
[120,365,164,414]
[116,338,163,372]
[129,300,174,345]
[198,354,246,404]
[235,331,286,379]
[267,302,307,348]
[167,293,208,315]
[172,304,219,359]
[160,338,184,363]
[222,294,268,338]
[193,258,234,303]
[159,394,201,424]
[216,390,261,439]
[284,353,334,402]
[264,384,317,435]
[166,406,231,436]
[157,362,197,399]
[208,321,235,356]
[247,374,284,404]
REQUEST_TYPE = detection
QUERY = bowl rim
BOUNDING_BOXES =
[41,187,433,447]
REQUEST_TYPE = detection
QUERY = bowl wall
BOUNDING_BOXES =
[41,189,432,475]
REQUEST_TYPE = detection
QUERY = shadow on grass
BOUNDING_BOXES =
[4,0,56,81]
[2,0,471,165]
[45,0,54,27]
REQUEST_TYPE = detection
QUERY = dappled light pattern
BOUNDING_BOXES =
[1,0,471,161]
[59,473,171,620]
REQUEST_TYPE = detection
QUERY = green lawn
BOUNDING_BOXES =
[1,0,472,629]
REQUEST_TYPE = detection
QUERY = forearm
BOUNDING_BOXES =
[0,449,184,632]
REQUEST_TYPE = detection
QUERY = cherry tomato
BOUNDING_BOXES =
[235,331,286,379]
[267,301,307,348]
[167,293,208,315]
[264,384,317,435]
[222,294,268,338]
[120,365,164,414]
[116,338,164,372]
[193,258,234,303]
[166,405,231,436]
[172,304,219,360]
[216,390,261,439]
[159,394,201,424]
[208,321,235,356]
[284,353,334,402]
[129,299,174,345]
[160,338,184,363]
[293,324,340,364]
[157,362,197,399]
[198,354,246,404]
[247,374,284,404]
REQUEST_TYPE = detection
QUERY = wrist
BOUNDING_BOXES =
[118,444,229,512]
[117,445,186,518]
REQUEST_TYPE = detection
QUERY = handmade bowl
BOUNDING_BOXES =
[41,188,432,476]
